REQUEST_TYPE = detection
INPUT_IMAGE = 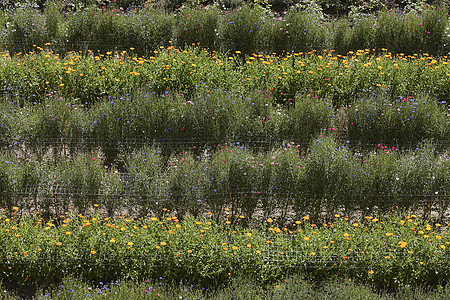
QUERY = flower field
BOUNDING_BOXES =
[1,209,450,292]
[0,46,448,222]
[0,1,449,298]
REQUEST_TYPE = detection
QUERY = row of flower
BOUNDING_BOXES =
[1,4,448,57]
[1,138,448,221]
[1,87,449,157]
[2,45,450,107]
[0,209,449,290]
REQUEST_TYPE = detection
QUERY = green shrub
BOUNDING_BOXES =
[66,153,103,215]
[124,147,163,217]
[174,6,220,49]
[219,5,267,54]
[166,151,207,218]
[4,7,47,55]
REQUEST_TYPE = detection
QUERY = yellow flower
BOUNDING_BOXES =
[56,242,62,246]
[310,252,316,256]
[187,250,192,253]
[161,242,167,246]
[110,238,115,243]
[369,270,374,275]
[246,233,252,237]
[441,245,446,250]
[247,244,251,248]
[398,241,407,248]
[232,246,238,250]
[91,250,96,255]
[267,219,273,223]
[127,242,133,246]
[66,231,71,235]
[303,237,310,241]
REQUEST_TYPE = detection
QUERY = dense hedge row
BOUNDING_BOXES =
[1,4,449,56]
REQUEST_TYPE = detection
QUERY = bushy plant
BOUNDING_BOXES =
[124,147,163,217]
[4,7,47,54]
[101,165,124,218]
[65,153,103,215]
[219,5,267,54]
[277,95,333,146]
[174,6,220,49]
[166,151,208,218]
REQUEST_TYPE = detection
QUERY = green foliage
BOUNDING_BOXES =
[1,212,450,292]
[174,6,220,49]
[124,147,162,217]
